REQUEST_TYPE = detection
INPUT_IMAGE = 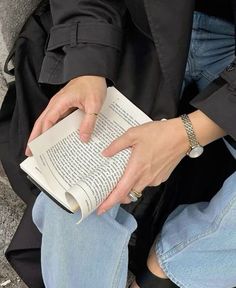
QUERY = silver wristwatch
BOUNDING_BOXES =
[180,114,204,158]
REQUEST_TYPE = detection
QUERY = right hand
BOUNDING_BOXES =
[25,75,107,156]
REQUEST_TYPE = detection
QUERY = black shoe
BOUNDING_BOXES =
[136,265,179,288]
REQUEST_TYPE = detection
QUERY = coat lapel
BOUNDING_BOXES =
[144,0,195,99]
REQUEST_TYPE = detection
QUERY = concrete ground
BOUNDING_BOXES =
[0,163,27,288]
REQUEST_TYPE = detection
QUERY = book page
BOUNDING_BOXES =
[20,157,72,211]
[28,87,152,221]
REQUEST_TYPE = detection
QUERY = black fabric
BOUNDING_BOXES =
[47,22,123,51]
[136,265,178,288]
[39,0,236,142]
[0,1,55,203]
[1,1,236,287]
[191,77,236,141]
[39,0,195,121]
[39,0,126,84]
[195,0,234,22]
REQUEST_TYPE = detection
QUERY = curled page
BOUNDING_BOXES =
[65,149,130,222]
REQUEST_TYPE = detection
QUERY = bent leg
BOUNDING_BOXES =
[32,194,137,288]
[155,171,236,288]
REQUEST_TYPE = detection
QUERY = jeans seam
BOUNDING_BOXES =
[111,233,129,288]
[200,70,216,82]
[157,260,188,288]
[156,192,236,261]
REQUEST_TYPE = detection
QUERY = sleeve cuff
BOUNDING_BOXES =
[38,22,123,84]
[190,80,236,141]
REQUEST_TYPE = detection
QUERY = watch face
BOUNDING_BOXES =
[188,146,204,158]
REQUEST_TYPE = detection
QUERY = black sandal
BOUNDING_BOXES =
[135,265,179,288]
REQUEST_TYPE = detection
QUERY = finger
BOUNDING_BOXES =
[79,112,99,142]
[25,146,33,157]
[97,151,141,214]
[121,183,146,204]
[41,106,76,134]
[25,100,72,156]
[121,197,132,204]
[25,102,54,156]
[97,172,141,214]
[25,119,45,156]
[102,132,133,157]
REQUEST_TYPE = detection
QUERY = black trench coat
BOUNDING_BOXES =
[0,1,236,287]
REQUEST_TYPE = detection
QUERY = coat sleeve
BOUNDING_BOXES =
[39,0,126,85]
[190,60,236,142]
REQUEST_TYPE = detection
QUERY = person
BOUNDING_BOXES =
[25,0,236,287]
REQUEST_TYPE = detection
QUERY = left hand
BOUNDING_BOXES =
[97,118,189,214]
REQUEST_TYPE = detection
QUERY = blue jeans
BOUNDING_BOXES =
[33,201,137,288]
[32,12,236,288]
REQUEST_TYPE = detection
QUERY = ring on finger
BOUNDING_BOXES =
[128,189,142,202]
[128,191,138,202]
[86,112,99,116]
[130,189,142,198]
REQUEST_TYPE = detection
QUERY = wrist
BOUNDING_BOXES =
[180,114,204,158]
[165,117,191,156]
[187,110,226,146]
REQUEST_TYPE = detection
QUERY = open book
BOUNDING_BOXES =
[20,87,152,222]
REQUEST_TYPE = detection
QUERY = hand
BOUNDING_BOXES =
[25,75,107,156]
[97,118,189,214]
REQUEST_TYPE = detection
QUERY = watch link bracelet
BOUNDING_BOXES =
[180,114,204,158]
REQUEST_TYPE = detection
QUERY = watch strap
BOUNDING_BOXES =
[180,114,199,148]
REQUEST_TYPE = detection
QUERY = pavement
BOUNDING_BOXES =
[0,163,27,288]
[0,1,38,287]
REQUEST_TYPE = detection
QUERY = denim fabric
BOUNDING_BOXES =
[32,12,236,288]
[156,12,236,288]
[184,12,235,90]
[32,197,137,288]
[156,170,236,288]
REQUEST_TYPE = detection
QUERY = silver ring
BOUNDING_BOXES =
[128,191,138,202]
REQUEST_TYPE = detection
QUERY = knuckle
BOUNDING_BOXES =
[150,176,162,186]
[44,118,54,126]
[135,159,148,171]
[49,95,57,103]
[135,162,144,172]
[89,92,103,103]
[126,127,135,138]
[34,118,41,126]
[162,173,170,183]
[143,162,152,172]
[124,127,135,142]
[143,174,153,185]
[121,197,130,204]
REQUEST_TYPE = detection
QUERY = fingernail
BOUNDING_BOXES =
[97,209,106,216]
[25,147,30,156]
[102,148,111,157]
[80,133,90,143]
